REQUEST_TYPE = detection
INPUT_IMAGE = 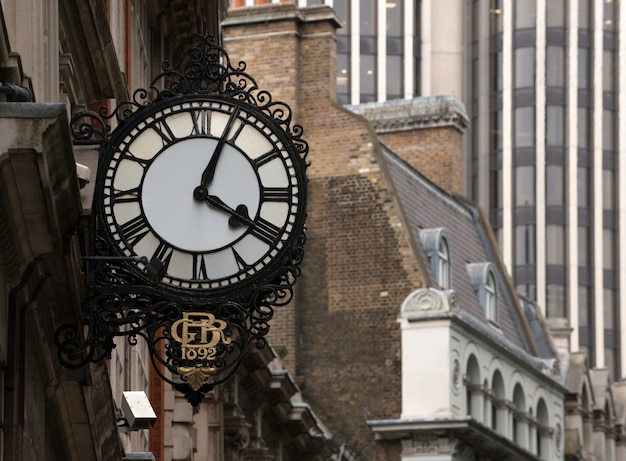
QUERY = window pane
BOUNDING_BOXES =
[603,229,615,270]
[546,225,565,264]
[603,110,615,150]
[490,111,502,151]
[578,167,589,207]
[546,106,564,146]
[386,1,401,37]
[486,272,497,321]
[604,0,616,30]
[578,48,589,89]
[546,284,566,318]
[437,238,450,289]
[491,50,503,92]
[579,286,590,327]
[360,0,375,36]
[579,0,590,29]
[515,48,535,88]
[515,0,536,28]
[515,107,535,147]
[490,0,503,33]
[546,46,565,86]
[515,165,535,205]
[604,50,615,91]
[546,164,564,206]
[515,225,536,264]
[603,170,615,210]
[546,0,565,27]
[386,55,402,99]
[337,53,349,97]
[604,289,615,325]
[360,54,376,101]
[490,167,501,210]
[578,108,589,147]
[578,227,589,266]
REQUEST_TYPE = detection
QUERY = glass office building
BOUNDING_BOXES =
[231,0,626,379]
[466,0,625,378]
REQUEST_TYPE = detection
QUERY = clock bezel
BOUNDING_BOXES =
[93,94,308,302]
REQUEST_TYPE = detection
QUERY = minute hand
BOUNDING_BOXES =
[200,107,240,186]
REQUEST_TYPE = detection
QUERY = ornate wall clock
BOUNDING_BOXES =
[99,96,306,300]
[57,32,309,405]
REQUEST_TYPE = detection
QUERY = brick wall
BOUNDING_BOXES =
[223,6,424,459]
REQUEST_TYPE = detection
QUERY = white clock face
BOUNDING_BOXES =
[100,99,304,291]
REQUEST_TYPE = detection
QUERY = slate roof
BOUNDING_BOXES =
[382,145,555,361]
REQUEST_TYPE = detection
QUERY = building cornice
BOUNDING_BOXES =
[348,95,470,134]
[224,4,342,29]
[367,417,541,461]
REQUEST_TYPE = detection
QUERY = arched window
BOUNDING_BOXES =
[485,270,497,321]
[536,399,550,459]
[465,355,482,422]
[467,262,498,322]
[513,384,528,449]
[491,371,506,435]
[420,228,452,289]
[437,237,451,289]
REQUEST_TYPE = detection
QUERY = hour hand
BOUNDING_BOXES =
[205,194,253,227]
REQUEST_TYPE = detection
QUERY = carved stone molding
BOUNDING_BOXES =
[401,287,459,317]
[401,433,450,454]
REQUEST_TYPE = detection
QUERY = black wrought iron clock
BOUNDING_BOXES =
[57,32,309,405]
[99,96,306,298]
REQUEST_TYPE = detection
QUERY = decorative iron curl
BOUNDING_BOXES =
[69,31,310,165]
[70,109,110,146]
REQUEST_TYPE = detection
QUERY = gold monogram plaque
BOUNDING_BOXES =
[171,312,233,390]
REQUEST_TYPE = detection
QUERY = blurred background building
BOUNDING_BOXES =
[232,0,626,382]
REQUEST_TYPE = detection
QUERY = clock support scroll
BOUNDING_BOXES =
[56,32,309,406]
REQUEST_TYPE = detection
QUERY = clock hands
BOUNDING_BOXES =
[205,194,253,228]
[199,108,240,186]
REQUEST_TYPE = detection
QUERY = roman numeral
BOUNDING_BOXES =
[232,248,250,271]
[249,218,282,245]
[113,187,141,204]
[151,241,173,271]
[227,121,245,143]
[192,254,209,280]
[153,119,176,145]
[190,109,211,135]
[262,187,290,202]
[253,149,281,168]
[119,215,150,246]
[123,151,150,168]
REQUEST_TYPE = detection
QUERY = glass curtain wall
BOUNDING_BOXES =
[471,0,622,378]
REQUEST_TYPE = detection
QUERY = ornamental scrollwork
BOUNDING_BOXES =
[59,31,308,406]
[69,32,308,165]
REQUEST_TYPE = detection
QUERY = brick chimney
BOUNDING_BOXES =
[349,96,469,195]
[222,3,341,129]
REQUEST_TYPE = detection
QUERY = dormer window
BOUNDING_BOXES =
[420,228,451,289]
[485,270,497,321]
[437,237,450,289]
[467,262,498,322]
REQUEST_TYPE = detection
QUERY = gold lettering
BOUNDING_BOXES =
[171,312,232,361]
